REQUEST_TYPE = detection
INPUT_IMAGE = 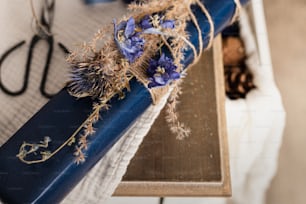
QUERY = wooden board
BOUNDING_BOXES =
[114,36,231,197]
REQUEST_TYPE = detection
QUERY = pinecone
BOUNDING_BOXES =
[222,36,246,66]
[224,64,256,100]
[221,28,256,100]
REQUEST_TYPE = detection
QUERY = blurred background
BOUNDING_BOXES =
[264,0,306,203]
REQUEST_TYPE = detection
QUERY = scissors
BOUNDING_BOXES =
[0,0,69,99]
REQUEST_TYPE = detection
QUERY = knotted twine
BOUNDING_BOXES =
[129,0,241,104]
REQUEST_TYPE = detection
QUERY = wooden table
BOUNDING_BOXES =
[114,36,231,197]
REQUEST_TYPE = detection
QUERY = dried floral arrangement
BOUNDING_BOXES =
[17,0,241,164]
[67,0,214,164]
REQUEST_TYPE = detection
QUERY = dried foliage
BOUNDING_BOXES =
[165,80,191,140]
[66,0,209,163]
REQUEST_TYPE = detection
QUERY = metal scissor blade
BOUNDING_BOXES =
[39,0,56,34]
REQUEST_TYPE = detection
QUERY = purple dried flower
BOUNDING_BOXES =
[114,17,145,63]
[140,14,175,34]
[147,54,180,88]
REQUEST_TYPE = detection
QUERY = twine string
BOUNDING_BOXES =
[195,0,214,49]
[231,0,242,24]
[136,0,241,104]
[187,5,203,65]
[29,0,54,37]
[148,0,215,102]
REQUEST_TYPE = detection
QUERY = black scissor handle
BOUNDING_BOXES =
[0,35,69,98]
[0,0,69,99]
[0,40,28,96]
[31,35,70,99]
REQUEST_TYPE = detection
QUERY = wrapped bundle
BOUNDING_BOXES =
[0,0,249,203]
